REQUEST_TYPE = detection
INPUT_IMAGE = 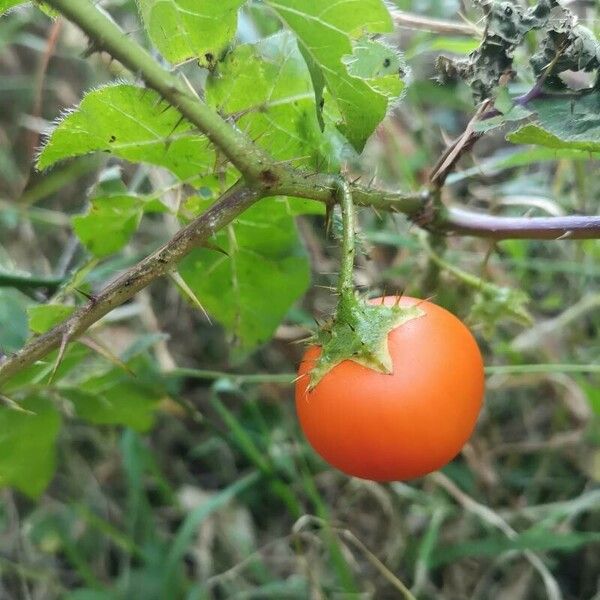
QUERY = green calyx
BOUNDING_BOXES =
[306,178,423,389]
[308,291,424,389]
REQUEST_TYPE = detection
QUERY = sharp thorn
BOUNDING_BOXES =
[48,331,70,384]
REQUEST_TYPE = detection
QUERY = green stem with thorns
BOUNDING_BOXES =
[336,179,356,297]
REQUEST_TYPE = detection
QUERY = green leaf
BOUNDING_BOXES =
[137,0,245,68]
[60,386,157,431]
[582,381,600,416]
[508,123,600,152]
[265,0,402,151]
[468,285,532,338]
[3,0,57,17]
[72,195,143,257]
[38,84,214,181]
[407,36,479,59]
[0,394,61,497]
[0,289,29,352]
[0,0,25,14]
[494,86,514,115]
[1,344,91,395]
[298,43,326,130]
[0,347,96,415]
[447,146,600,184]
[207,32,343,171]
[508,92,600,152]
[28,304,75,334]
[59,369,163,432]
[286,197,326,216]
[178,197,310,351]
[498,102,533,123]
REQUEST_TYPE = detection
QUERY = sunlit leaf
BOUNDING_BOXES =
[206,32,344,171]
[0,0,25,14]
[137,0,245,67]
[38,84,214,182]
[265,0,403,151]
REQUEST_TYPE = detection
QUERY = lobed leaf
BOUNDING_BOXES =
[265,0,404,151]
[38,84,214,182]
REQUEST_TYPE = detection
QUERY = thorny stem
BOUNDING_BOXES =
[41,2,429,209]
[38,0,600,238]
[0,182,262,385]
[336,180,355,296]
[42,0,272,184]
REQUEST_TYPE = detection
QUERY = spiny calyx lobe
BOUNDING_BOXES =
[307,294,425,388]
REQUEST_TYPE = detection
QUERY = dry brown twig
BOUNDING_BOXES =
[390,9,482,37]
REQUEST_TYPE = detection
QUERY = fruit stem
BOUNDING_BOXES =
[307,180,426,387]
[336,179,355,297]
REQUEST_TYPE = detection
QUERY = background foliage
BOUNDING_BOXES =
[0,0,599,598]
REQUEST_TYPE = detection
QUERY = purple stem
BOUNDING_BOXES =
[445,208,600,240]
